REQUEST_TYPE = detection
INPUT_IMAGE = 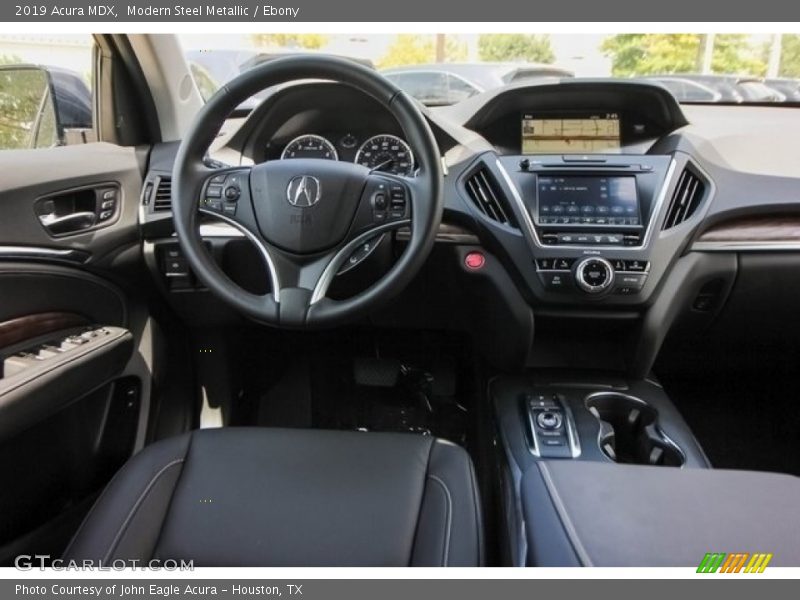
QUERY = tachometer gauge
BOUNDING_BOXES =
[281,134,338,160]
[355,134,415,176]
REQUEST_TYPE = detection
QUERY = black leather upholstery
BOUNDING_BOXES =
[523,461,800,567]
[64,428,482,566]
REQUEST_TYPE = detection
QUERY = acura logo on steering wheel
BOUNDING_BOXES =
[286,175,322,207]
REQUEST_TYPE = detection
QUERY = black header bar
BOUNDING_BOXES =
[2,0,798,22]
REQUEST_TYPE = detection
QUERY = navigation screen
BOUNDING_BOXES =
[521,112,621,154]
[536,176,640,226]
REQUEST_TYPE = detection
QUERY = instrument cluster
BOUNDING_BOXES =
[276,132,415,176]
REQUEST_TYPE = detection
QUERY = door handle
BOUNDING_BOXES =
[34,184,120,237]
[38,211,97,235]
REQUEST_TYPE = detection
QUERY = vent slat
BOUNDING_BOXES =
[464,167,517,228]
[663,168,705,230]
[479,171,510,223]
[152,177,172,212]
[666,172,690,229]
[675,178,700,225]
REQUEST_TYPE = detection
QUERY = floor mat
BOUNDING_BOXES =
[310,356,469,445]
[255,362,313,428]
[237,330,475,447]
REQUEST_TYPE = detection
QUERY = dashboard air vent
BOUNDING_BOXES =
[464,167,518,227]
[152,177,172,212]
[662,167,705,230]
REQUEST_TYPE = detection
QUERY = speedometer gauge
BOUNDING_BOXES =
[355,134,415,176]
[281,134,338,160]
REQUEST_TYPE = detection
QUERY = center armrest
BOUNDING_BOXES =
[522,461,800,567]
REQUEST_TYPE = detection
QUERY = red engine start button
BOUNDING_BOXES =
[464,252,486,270]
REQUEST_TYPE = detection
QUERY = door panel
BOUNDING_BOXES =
[0,262,128,324]
[0,142,149,563]
[0,143,144,263]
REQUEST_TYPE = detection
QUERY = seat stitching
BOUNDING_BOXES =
[427,475,453,567]
[102,458,185,563]
[537,463,594,567]
[408,437,436,566]
[151,430,196,560]
[467,458,484,566]
[62,447,136,558]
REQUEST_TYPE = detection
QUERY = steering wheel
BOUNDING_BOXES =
[172,56,443,328]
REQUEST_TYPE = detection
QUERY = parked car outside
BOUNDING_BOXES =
[382,62,574,105]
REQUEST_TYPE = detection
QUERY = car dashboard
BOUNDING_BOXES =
[138,78,800,373]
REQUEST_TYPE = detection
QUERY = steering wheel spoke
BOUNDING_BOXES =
[264,247,336,327]
[193,165,283,305]
[309,221,407,306]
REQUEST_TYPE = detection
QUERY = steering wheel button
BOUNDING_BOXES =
[224,186,241,201]
[206,185,223,198]
[464,252,485,270]
[372,192,387,210]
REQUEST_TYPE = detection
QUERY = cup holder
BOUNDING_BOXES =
[585,393,684,467]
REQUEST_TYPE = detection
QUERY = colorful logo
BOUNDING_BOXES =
[697,553,773,573]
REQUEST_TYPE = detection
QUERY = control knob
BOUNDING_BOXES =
[575,257,614,294]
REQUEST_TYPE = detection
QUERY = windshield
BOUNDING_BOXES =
[178,33,800,107]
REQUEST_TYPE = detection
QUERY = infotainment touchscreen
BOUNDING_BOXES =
[521,112,620,154]
[536,176,640,225]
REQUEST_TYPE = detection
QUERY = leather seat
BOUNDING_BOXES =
[64,427,483,566]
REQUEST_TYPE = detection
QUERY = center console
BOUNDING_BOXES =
[493,374,708,471]
[490,372,710,566]
[492,153,677,303]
